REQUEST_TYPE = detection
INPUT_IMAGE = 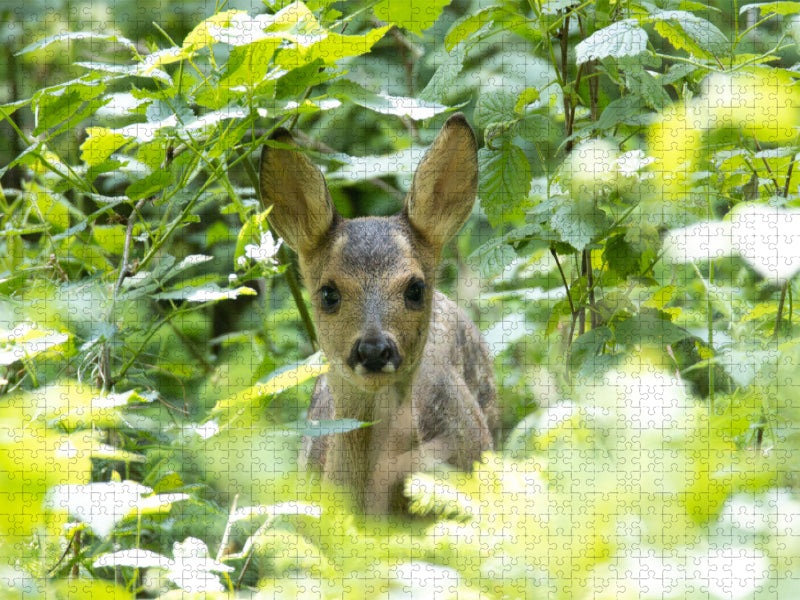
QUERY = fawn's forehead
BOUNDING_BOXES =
[327,217,419,275]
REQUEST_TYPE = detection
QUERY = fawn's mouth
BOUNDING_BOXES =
[344,365,405,391]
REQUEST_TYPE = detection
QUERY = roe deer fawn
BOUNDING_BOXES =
[259,113,498,515]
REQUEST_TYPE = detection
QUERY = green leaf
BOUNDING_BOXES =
[29,184,70,231]
[182,10,248,51]
[478,144,531,227]
[623,64,671,110]
[0,323,69,366]
[33,79,107,136]
[152,284,257,302]
[93,225,127,255]
[648,11,729,59]
[445,7,500,50]
[575,19,648,64]
[474,89,518,129]
[418,48,464,103]
[80,127,130,166]
[550,203,608,251]
[373,0,451,34]
[275,24,390,69]
[16,31,137,56]
[592,95,652,131]
[219,39,284,90]
[514,88,540,114]
[330,80,448,120]
[125,170,173,201]
[613,310,692,346]
[740,1,800,15]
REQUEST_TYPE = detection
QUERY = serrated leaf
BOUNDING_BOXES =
[576,19,648,64]
[474,89,518,129]
[550,203,607,251]
[16,31,137,56]
[374,0,451,34]
[80,127,130,166]
[649,11,729,58]
[740,1,800,14]
[331,80,448,120]
[478,144,531,227]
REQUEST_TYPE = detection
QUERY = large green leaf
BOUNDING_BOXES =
[478,143,531,227]
[575,19,647,64]
[80,127,130,166]
[373,0,451,34]
[648,11,730,59]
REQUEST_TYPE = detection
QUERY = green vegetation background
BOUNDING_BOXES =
[1,0,799,597]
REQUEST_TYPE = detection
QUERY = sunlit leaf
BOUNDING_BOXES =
[0,323,69,366]
[373,0,451,34]
[152,284,257,302]
[213,351,328,412]
[575,19,648,64]
[80,127,130,166]
[182,10,247,51]
[740,1,800,14]
[648,10,729,58]
[16,31,137,56]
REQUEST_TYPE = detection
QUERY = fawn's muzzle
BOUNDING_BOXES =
[348,333,402,374]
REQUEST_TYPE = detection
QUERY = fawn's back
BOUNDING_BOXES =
[259,114,498,514]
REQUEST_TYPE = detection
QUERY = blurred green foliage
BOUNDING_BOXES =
[1,0,800,597]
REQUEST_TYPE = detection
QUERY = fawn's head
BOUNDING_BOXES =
[259,114,478,391]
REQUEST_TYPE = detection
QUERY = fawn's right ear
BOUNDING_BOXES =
[259,129,336,255]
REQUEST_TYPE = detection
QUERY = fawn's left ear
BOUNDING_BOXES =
[403,113,479,252]
[259,129,338,256]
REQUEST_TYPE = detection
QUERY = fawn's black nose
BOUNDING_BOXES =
[349,334,402,373]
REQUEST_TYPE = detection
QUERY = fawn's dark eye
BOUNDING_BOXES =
[404,279,426,310]
[319,285,341,313]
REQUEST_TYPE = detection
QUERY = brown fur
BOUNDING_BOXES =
[259,114,498,515]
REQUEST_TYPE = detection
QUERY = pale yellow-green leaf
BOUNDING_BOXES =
[183,9,247,51]
[373,0,451,34]
[213,352,327,412]
[80,127,129,166]
[93,224,127,255]
[642,285,676,310]
[743,302,779,321]
[276,26,390,68]
[0,323,69,366]
[514,87,540,114]
[27,181,70,230]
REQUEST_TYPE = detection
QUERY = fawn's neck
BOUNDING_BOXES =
[324,372,418,513]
